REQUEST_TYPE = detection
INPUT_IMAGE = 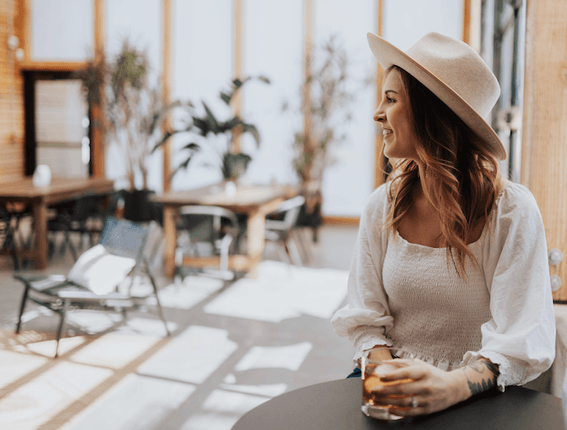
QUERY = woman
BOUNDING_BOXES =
[331,32,555,416]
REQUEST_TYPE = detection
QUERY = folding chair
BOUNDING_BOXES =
[14,217,170,357]
[264,195,307,266]
[175,205,240,283]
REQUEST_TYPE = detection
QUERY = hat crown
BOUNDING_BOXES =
[406,33,500,118]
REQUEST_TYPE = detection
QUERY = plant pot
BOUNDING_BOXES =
[122,189,163,224]
[297,189,323,242]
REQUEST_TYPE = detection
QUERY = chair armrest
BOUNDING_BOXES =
[14,274,68,291]
[57,290,128,300]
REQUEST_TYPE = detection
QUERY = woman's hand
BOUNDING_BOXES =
[369,358,498,416]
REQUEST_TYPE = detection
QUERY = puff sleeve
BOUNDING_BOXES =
[461,184,556,390]
[331,184,394,363]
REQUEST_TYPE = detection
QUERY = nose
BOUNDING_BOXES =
[373,109,385,123]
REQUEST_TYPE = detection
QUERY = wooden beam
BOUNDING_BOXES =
[463,0,471,44]
[18,61,87,71]
[374,0,386,190]
[91,0,105,178]
[322,216,360,226]
[521,0,567,301]
[162,0,172,192]
[14,0,30,63]
[463,0,482,52]
[303,0,313,157]
[232,0,243,153]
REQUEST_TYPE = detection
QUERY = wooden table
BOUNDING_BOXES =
[153,183,298,277]
[0,176,115,270]
[232,378,565,430]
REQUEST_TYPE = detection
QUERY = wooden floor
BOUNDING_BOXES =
[0,223,359,430]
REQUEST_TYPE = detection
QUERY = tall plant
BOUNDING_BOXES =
[292,36,354,188]
[153,76,270,181]
[284,36,356,232]
[76,40,174,191]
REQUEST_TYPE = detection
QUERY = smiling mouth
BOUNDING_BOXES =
[382,129,393,137]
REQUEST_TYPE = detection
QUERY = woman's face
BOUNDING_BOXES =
[373,69,420,160]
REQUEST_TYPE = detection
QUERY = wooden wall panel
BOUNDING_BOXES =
[522,0,567,301]
[0,0,25,183]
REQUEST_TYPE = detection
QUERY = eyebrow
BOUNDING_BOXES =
[384,90,398,95]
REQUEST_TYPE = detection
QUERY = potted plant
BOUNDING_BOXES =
[76,40,180,222]
[153,76,269,191]
[284,36,357,240]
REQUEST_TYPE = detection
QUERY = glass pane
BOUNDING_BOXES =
[35,79,89,178]
[31,0,93,61]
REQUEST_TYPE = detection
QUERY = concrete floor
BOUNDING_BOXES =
[0,223,359,430]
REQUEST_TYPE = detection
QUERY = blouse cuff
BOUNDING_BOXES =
[351,326,391,365]
[461,351,528,392]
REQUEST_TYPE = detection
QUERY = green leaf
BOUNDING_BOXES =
[151,130,174,153]
[181,142,200,151]
[241,123,260,145]
[220,92,231,105]
[202,102,221,134]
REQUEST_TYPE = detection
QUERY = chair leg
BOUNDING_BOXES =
[294,228,312,264]
[64,230,78,261]
[55,299,70,358]
[286,234,304,267]
[144,260,170,337]
[276,240,291,264]
[15,284,30,334]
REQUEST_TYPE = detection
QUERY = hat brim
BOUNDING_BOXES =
[367,33,506,160]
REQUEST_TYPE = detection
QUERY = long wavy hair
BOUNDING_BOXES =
[384,66,501,277]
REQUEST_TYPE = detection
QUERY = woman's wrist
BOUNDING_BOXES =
[455,359,500,400]
[448,368,474,403]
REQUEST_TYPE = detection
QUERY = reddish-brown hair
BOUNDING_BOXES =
[384,66,501,277]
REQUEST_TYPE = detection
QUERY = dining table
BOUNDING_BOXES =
[0,176,115,270]
[232,377,564,430]
[152,183,299,278]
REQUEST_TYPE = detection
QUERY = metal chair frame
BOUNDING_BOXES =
[14,217,170,357]
[175,205,240,281]
[264,195,307,266]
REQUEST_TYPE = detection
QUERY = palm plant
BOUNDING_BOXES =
[153,76,270,181]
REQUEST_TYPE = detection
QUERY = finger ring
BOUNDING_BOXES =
[411,396,418,408]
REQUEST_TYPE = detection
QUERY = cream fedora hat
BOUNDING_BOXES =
[367,32,506,160]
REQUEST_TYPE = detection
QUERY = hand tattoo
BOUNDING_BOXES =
[463,360,500,396]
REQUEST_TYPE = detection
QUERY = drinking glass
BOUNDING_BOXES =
[361,346,415,420]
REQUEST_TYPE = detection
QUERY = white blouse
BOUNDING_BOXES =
[331,182,556,390]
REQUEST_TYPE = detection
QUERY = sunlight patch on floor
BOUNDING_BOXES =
[0,361,113,429]
[63,374,196,430]
[0,350,49,390]
[153,276,225,310]
[203,261,348,322]
[70,333,161,369]
[24,334,86,357]
[221,373,287,397]
[180,412,240,430]
[138,325,238,384]
[235,342,313,372]
[181,390,268,430]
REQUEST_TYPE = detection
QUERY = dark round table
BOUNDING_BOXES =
[232,378,564,430]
